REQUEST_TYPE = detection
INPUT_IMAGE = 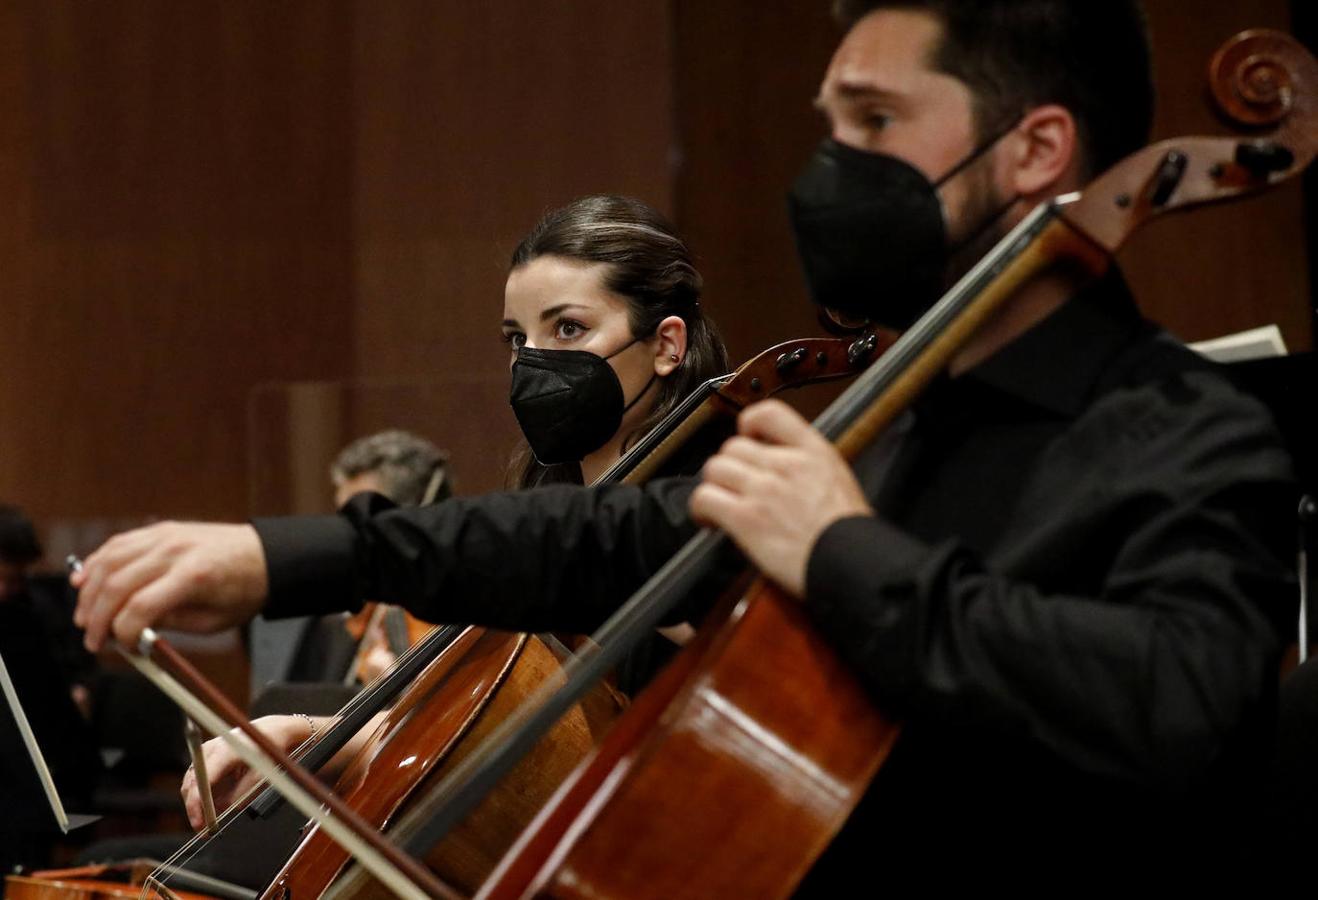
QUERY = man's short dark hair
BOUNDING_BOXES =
[331,430,450,506]
[833,1,1155,178]
[0,505,42,566]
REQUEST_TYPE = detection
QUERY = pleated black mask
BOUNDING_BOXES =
[509,341,656,466]
[787,126,1018,331]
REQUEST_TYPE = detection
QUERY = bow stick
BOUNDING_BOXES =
[118,629,459,900]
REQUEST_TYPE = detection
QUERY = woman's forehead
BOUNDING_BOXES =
[504,257,627,319]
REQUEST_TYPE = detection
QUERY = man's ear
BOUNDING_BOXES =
[652,315,688,376]
[1003,104,1082,199]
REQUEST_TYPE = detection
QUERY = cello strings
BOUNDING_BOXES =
[145,626,451,887]
[376,204,1065,861]
[144,726,327,892]
[148,372,750,892]
[266,380,739,895]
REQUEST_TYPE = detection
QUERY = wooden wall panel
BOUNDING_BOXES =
[0,1,356,550]
[347,1,675,493]
[672,3,839,367]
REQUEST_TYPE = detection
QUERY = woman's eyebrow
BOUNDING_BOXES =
[538,303,590,322]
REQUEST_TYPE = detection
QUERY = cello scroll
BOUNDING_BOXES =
[1061,29,1317,252]
[1209,28,1309,128]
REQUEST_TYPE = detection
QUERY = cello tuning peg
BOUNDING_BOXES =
[1235,140,1295,178]
[775,347,808,373]
[1149,150,1189,207]
[847,333,880,367]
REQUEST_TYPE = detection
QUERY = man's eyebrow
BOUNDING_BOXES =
[831,82,905,103]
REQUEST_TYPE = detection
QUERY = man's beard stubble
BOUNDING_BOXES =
[940,160,1016,295]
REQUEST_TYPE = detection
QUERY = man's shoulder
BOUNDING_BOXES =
[1078,325,1292,484]
[1091,321,1212,396]
[1094,323,1268,417]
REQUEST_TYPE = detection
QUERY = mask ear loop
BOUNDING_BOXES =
[932,113,1026,259]
[603,328,666,414]
[621,370,659,414]
[931,113,1025,189]
[949,190,1023,252]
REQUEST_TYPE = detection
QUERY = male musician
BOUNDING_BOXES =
[329,428,451,509]
[73,0,1295,887]
[249,428,450,695]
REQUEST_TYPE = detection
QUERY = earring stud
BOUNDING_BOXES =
[669,354,679,362]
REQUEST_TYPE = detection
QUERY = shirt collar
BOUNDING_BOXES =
[953,268,1147,418]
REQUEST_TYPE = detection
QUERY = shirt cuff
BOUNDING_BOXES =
[804,514,935,699]
[252,515,363,619]
[806,514,932,611]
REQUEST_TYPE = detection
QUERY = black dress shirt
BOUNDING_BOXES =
[255,271,1294,887]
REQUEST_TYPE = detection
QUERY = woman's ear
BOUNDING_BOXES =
[652,315,688,376]
[1003,103,1081,199]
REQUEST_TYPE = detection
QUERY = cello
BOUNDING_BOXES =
[250,333,891,899]
[4,861,215,900]
[119,332,888,900]
[306,28,1318,900]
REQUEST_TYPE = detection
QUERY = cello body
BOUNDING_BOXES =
[130,334,887,899]
[478,584,898,900]
[5,862,214,900]
[251,333,890,898]
[263,629,623,899]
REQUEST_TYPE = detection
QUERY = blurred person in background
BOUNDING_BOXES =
[0,505,100,869]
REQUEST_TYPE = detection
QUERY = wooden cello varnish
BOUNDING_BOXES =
[262,628,623,899]
[266,335,890,899]
[5,862,215,900]
[478,585,898,900]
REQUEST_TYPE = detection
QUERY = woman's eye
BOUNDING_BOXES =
[502,332,526,349]
[555,319,587,340]
[864,112,891,130]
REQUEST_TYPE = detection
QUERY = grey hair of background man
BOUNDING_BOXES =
[330,430,451,506]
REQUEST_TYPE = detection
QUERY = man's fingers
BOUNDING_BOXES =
[108,568,198,650]
[737,399,820,447]
[76,528,161,622]
[82,563,157,652]
[78,528,175,645]
[690,481,752,533]
[701,454,772,497]
[82,549,173,643]
[714,435,802,474]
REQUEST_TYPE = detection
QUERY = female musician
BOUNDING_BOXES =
[179,194,729,830]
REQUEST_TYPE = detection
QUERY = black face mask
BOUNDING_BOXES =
[509,339,657,466]
[787,124,1017,331]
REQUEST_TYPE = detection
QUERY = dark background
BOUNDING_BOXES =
[1296,0,1318,339]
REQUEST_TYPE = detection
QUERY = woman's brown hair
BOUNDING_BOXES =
[507,195,730,488]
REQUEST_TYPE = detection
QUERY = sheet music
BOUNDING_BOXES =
[0,647,70,833]
[1189,324,1289,363]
